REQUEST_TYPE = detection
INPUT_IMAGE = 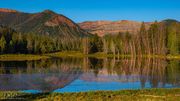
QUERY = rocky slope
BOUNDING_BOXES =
[0,8,18,13]
[79,20,152,37]
[0,8,89,38]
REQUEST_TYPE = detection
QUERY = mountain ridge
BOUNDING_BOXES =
[0,8,89,38]
[0,8,18,13]
[0,8,179,37]
[79,19,179,37]
[78,20,153,36]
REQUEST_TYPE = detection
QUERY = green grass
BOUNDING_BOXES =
[47,51,85,58]
[0,52,180,61]
[47,51,138,59]
[0,89,179,101]
[47,51,112,58]
[46,51,180,60]
[166,55,180,60]
[0,54,50,61]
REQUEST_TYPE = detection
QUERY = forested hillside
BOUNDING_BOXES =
[0,26,83,54]
[0,20,179,55]
[90,20,180,56]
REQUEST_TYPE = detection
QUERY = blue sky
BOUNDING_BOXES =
[0,0,180,22]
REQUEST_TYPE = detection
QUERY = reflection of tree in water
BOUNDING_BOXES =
[166,60,180,86]
[88,58,103,77]
[0,61,27,74]
[84,57,180,88]
[0,58,83,92]
[0,57,179,91]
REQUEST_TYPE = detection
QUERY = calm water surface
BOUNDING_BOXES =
[0,57,179,93]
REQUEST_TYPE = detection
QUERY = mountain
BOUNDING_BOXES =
[161,19,179,26]
[0,8,89,38]
[78,20,153,37]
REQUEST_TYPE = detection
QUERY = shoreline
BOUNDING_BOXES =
[0,54,50,61]
[0,51,179,61]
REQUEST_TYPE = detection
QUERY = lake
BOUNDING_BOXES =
[0,57,179,93]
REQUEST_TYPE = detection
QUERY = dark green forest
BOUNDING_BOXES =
[0,20,180,56]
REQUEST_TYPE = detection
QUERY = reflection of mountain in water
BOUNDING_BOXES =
[0,58,83,92]
[0,57,179,92]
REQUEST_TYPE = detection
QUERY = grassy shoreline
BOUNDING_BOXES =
[0,51,180,61]
[0,54,50,61]
[0,89,179,100]
[47,51,180,60]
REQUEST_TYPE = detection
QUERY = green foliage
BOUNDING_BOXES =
[167,23,179,55]
[0,20,180,56]
[89,34,103,53]
[0,36,6,53]
[0,26,84,54]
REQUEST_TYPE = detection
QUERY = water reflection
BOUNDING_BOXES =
[0,57,179,92]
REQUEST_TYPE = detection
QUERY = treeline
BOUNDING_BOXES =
[0,20,180,55]
[0,25,82,54]
[83,20,180,56]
